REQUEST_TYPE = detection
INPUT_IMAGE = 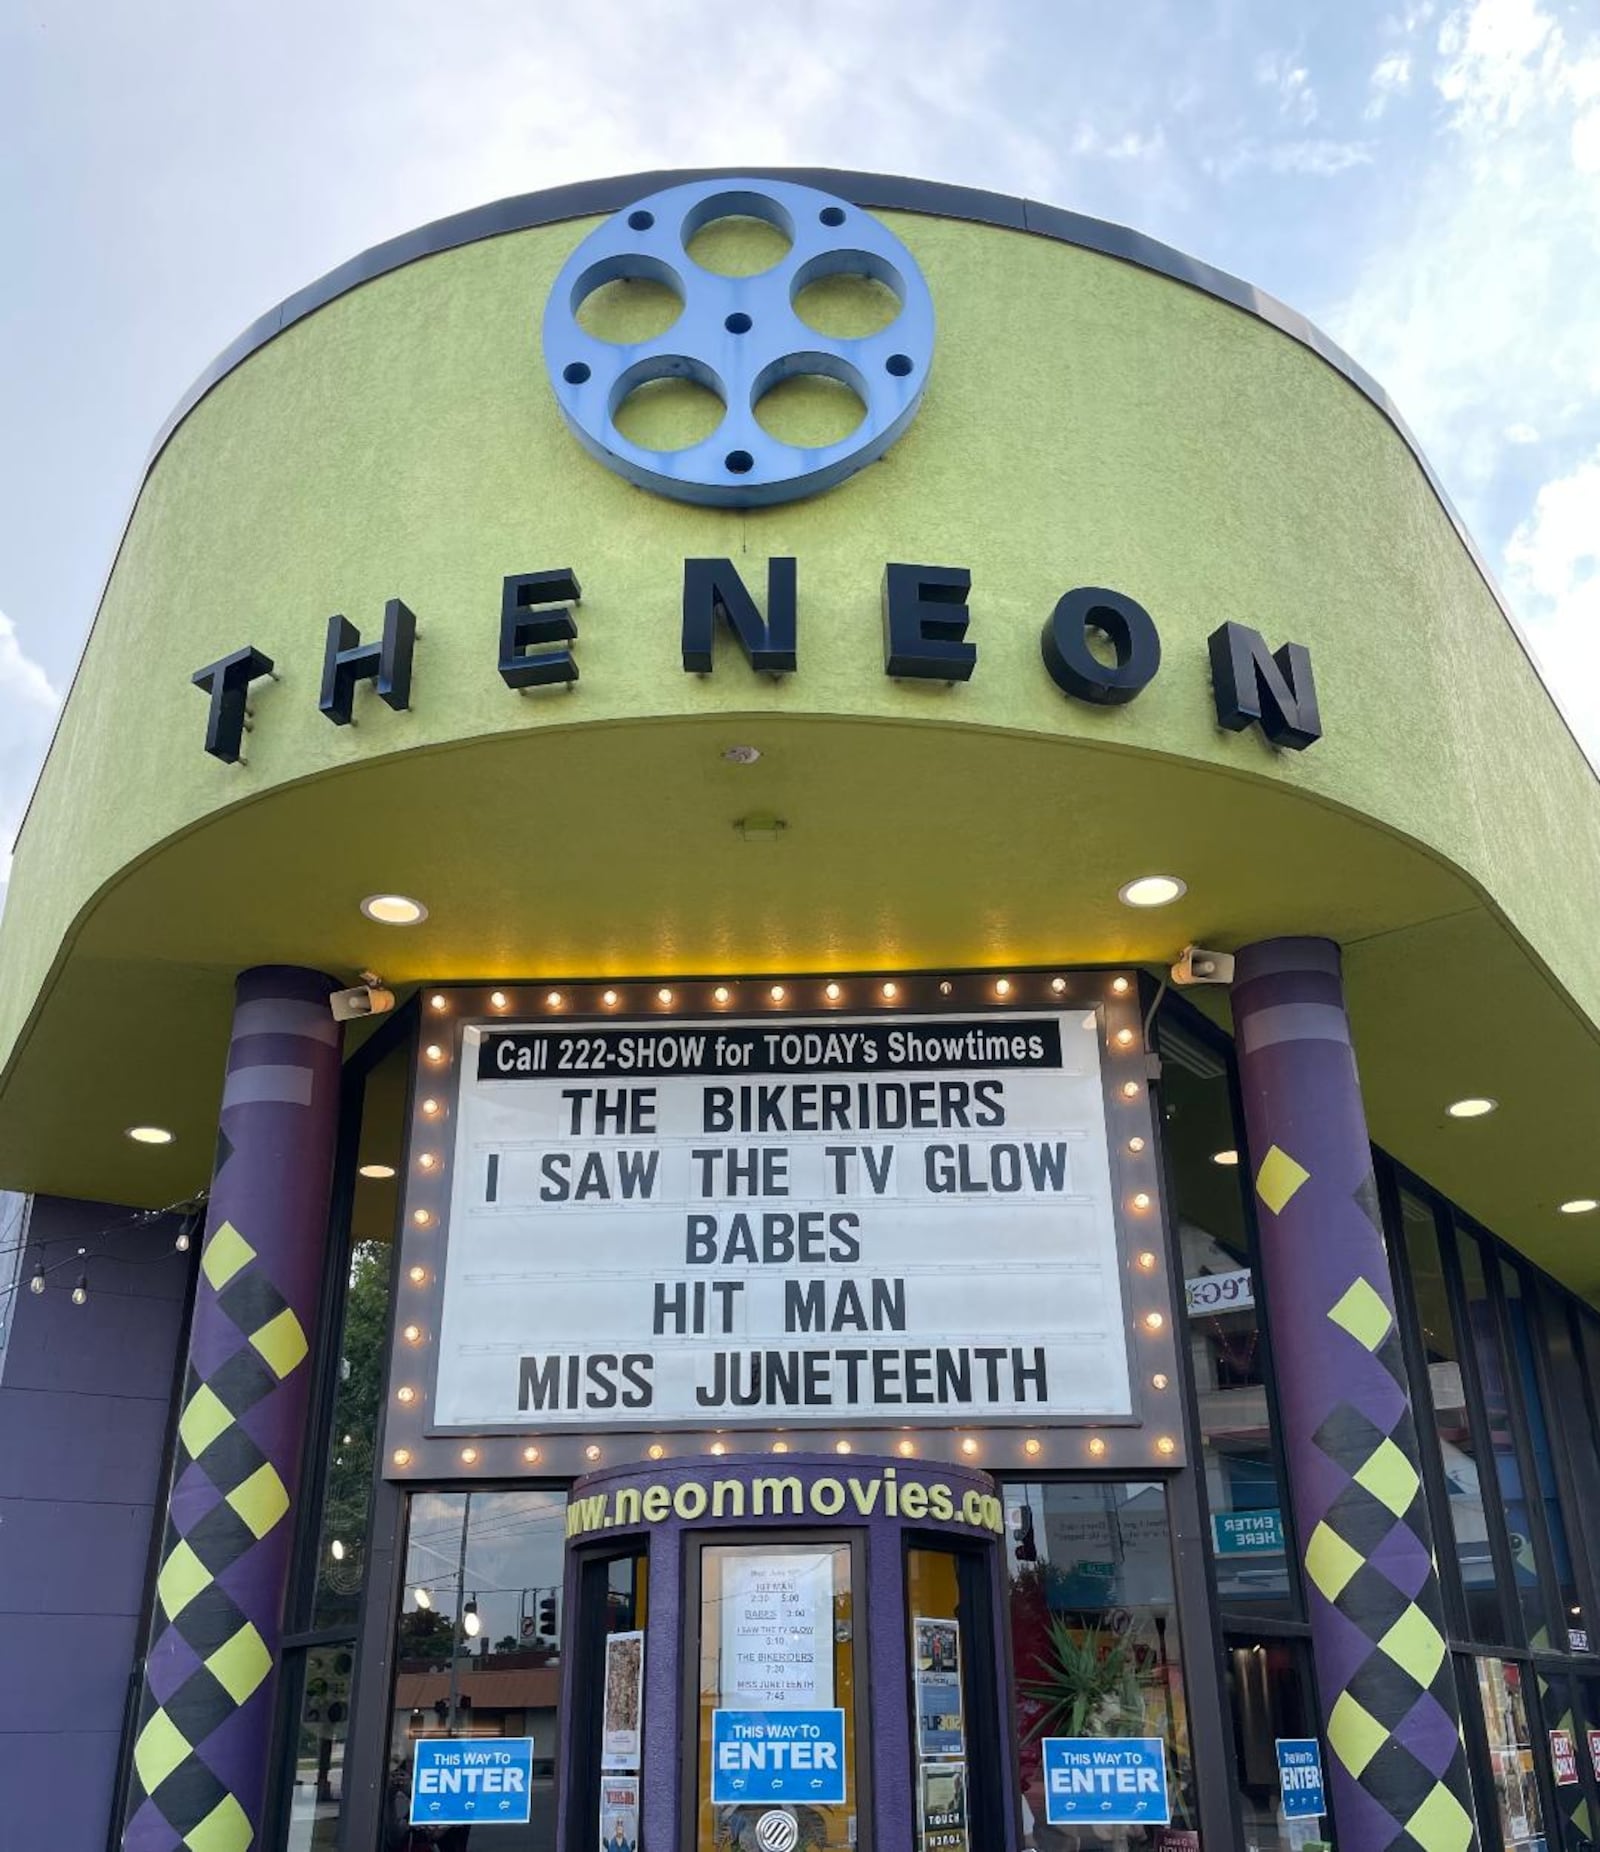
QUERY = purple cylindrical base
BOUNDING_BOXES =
[1233,939,1474,1852]
[122,967,343,1852]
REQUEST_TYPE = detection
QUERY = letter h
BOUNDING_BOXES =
[320,598,418,725]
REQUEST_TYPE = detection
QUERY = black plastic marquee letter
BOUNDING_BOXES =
[682,558,797,674]
[1040,587,1161,706]
[319,599,417,726]
[1208,621,1322,749]
[882,564,975,681]
[192,646,275,762]
[499,570,581,689]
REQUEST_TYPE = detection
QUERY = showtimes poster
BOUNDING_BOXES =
[721,1551,835,1708]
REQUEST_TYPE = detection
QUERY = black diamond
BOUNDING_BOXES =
[1326,1481,1402,1556]
[217,1269,288,1336]
[1361,1738,1440,1824]
[194,1421,268,1493]
[1347,1650,1424,1729]
[1354,1169,1385,1239]
[1428,1656,1459,1715]
[171,1581,248,1659]
[1373,1330,1409,1390]
[164,1665,235,1746]
[150,1753,228,1835]
[208,1345,277,1417]
[186,1499,257,1575]
[1334,1563,1414,1643]
[1314,1403,1386,1467]
[1385,1405,1419,1458]
[213,1125,235,1176]
[1386,1834,1427,1852]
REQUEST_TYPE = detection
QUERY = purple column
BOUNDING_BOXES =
[122,966,343,1852]
[1233,939,1476,1852]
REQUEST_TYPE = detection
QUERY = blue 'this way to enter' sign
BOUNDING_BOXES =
[1041,1739,1171,1826]
[1276,1738,1327,1819]
[711,1710,847,1805]
[410,1737,535,1826]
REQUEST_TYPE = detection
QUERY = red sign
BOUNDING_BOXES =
[1551,1728,1579,1786]
[1587,1728,1600,1781]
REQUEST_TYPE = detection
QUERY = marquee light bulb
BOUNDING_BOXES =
[1116,1028,1136,1047]
[408,1264,427,1284]
[602,989,619,1007]
[881,982,899,1001]
[523,1446,541,1464]
[938,980,953,996]
[460,1447,479,1466]
[714,987,731,1004]
[490,991,507,1009]
[1023,1437,1042,1457]
[658,988,674,1005]
[419,1154,437,1171]
[772,1441,791,1454]
[834,1440,852,1454]
[1088,1437,1107,1458]
[422,1099,440,1117]
[1143,1311,1165,1332]
[1156,1435,1177,1456]
[396,1386,416,1404]
[1152,1373,1169,1390]
[994,978,1012,997]
[546,991,563,1008]
[1111,976,1131,996]
[393,1448,412,1467]
[425,1044,444,1062]
[430,994,447,1011]
[896,1439,916,1457]
[1133,1192,1152,1211]
[585,1444,601,1461]
[959,1436,978,1456]
[1051,976,1067,993]
[825,982,842,1001]
[647,1443,665,1460]
[403,1324,422,1344]
[1128,1137,1146,1153]
[1121,1082,1140,1100]
[1137,1251,1157,1271]
[710,1442,727,1456]
[412,1210,431,1227]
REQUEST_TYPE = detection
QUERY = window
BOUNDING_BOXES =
[387,1489,569,1849]
[1500,1259,1579,1638]
[1158,1014,1296,1619]
[1005,1481,1199,1846]
[1474,1656,1546,1851]
[1225,1637,1335,1850]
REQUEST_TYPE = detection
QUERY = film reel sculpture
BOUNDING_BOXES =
[542,178,935,507]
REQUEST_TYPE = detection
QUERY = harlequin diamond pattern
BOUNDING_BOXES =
[1308,1272,1477,1851]
[130,1216,308,1852]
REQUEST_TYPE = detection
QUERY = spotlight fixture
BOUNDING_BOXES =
[360,893,428,925]
[1118,875,1186,909]
[359,1163,396,1180]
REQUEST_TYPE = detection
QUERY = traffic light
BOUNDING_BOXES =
[538,1591,559,1638]
[1009,1503,1037,1562]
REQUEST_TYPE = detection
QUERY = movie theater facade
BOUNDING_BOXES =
[2,169,1599,1852]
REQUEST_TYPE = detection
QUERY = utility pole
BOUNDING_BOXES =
[447,1492,472,1733]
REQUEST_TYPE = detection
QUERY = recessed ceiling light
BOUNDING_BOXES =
[126,1125,175,1145]
[1118,875,1186,909]
[360,893,428,925]
[1560,1199,1598,1215]
[1447,1097,1497,1119]
[358,1163,396,1180]
[1212,1148,1239,1167]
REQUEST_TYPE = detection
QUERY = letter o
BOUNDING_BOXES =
[1040,586,1161,706]
[810,1476,845,1516]
[673,1480,709,1520]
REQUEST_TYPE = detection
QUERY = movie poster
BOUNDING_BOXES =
[919,1761,969,1852]
[602,1630,644,1770]
[599,1775,639,1852]
[913,1617,964,1758]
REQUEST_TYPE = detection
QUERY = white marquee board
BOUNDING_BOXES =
[430,1011,1133,1428]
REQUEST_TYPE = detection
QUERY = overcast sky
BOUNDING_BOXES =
[2,0,1597,895]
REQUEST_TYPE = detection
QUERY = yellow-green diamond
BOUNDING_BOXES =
[206,1621,273,1704]
[1329,1277,1393,1351]
[177,1383,233,1459]
[185,1793,254,1852]
[1379,1603,1447,1686]
[1405,1780,1476,1852]
[1304,1520,1364,1601]
[1256,1144,1310,1214]
[156,1538,211,1621]
[133,1707,191,1793]
[201,1221,255,1291]
[250,1306,308,1379]
[1326,1689,1387,1777]
[226,1461,290,1539]
[1354,1436,1421,1516]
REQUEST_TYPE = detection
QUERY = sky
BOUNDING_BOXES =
[2,0,1598,898]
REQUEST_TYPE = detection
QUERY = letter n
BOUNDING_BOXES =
[682,558,797,674]
[1208,621,1322,750]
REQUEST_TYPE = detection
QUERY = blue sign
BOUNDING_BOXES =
[1276,1738,1326,1819]
[409,1737,534,1825]
[1212,1509,1286,1555]
[1041,1738,1171,1826]
[711,1709,847,1805]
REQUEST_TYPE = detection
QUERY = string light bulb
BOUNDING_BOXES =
[71,1274,88,1306]
[174,1228,191,1253]
[28,1265,45,1295]
[462,1595,481,1636]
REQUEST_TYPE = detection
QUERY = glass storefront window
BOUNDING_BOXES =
[1006,1481,1199,1846]
[388,1489,569,1849]
[1401,1192,1509,1646]
[1501,1260,1580,1634]
[1225,1637,1335,1851]
[1476,1656,1547,1851]
[695,1541,858,1852]
[283,1644,356,1851]
[1158,1016,1295,1620]
[1459,1234,1549,1648]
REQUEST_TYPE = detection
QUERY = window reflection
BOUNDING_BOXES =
[1158,1015,1295,1618]
[1402,1194,1507,1645]
[1006,1481,1198,1847]
[388,1490,569,1850]
[1475,1656,1546,1850]
[283,1645,355,1851]
[1501,1261,1578,1633]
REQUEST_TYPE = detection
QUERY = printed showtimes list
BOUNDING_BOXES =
[431,1014,1133,1427]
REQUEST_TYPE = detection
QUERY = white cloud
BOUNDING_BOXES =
[1256,50,1319,125]
[1207,137,1374,180]
[0,610,62,901]
[1366,50,1415,116]
[1505,448,1600,764]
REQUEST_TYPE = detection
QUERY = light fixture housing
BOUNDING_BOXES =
[360,893,428,925]
[1118,874,1186,908]
[126,1125,175,1146]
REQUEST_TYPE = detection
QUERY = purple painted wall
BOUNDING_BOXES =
[0,1192,191,1851]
